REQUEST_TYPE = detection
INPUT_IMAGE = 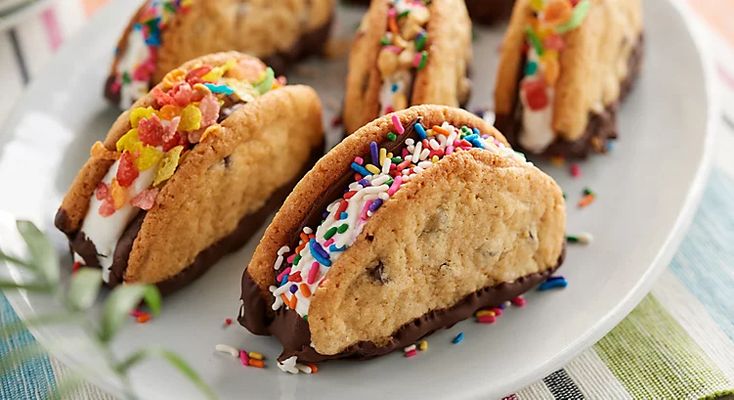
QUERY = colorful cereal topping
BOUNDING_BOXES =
[108,0,193,107]
[518,0,590,153]
[270,118,527,317]
[377,0,431,115]
[90,60,280,218]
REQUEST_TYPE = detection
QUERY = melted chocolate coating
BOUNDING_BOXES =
[495,35,644,159]
[240,251,564,363]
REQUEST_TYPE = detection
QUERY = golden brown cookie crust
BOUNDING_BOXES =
[58,51,324,284]
[495,0,643,141]
[309,149,565,354]
[127,84,323,284]
[343,0,473,135]
[248,105,511,294]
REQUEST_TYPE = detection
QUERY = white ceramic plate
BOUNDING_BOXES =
[0,0,715,398]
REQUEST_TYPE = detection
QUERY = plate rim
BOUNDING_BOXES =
[0,0,719,398]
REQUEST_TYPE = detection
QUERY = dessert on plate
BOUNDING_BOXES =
[346,0,515,25]
[239,105,566,368]
[105,0,335,108]
[494,0,643,158]
[343,0,473,134]
[56,52,324,294]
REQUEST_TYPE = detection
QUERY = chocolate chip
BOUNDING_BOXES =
[367,261,388,284]
[224,155,232,168]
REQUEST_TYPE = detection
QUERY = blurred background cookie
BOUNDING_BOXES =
[343,0,472,134]
[105,0,335,108]
[344,0,516,25]
[494,0,643,158]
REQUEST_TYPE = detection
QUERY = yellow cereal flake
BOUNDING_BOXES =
[135,146,163,171]
[153,145,184,186]
[116,129,142,153]
[129,107,156,128]
[178,104,202,132]
[161,68,185,89]
[223,78,256,103]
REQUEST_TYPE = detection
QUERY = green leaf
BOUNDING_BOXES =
[0,343,46,377]
[0,313,81,338]
[0,279,53,292]
[117,348,216,400]
[66,268,102,311]
[99,284,161,342]
[16,221,59,285]
[0,251,33,269]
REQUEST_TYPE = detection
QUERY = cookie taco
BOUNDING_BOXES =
[343,0,473,134]
[56,52,324,293]
[494,0,643,158]
[239,105,565,369]
[105,0,335,108]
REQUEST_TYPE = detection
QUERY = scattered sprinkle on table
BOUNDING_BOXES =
[511,296,527,307]
[578,193,595,208]
[404,344,418,358]
[223,318,233,328]
[570,163,581,178]
[452,332,465,344]
[130,309,151,324]
[215,344,239,358]
[538,276,568,291]
[567,232,593,245]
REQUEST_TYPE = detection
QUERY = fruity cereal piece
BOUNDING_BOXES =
[138,115,166,146]
[130,107,156,128]
[153,145,183,186]
[116,152,139,187]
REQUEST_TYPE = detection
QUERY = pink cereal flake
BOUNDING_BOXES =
[130,188,159,210]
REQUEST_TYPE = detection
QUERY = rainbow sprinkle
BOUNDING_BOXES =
[452,332,465,344]
[566,232,593,245]
[538,275,568,291]
[377,0,431,115]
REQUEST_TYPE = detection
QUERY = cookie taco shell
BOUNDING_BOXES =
[106,0,335,108]
[240,105,565,364]
[57,51,324,293]
[494,0,643,158]
[343,0,473,134]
